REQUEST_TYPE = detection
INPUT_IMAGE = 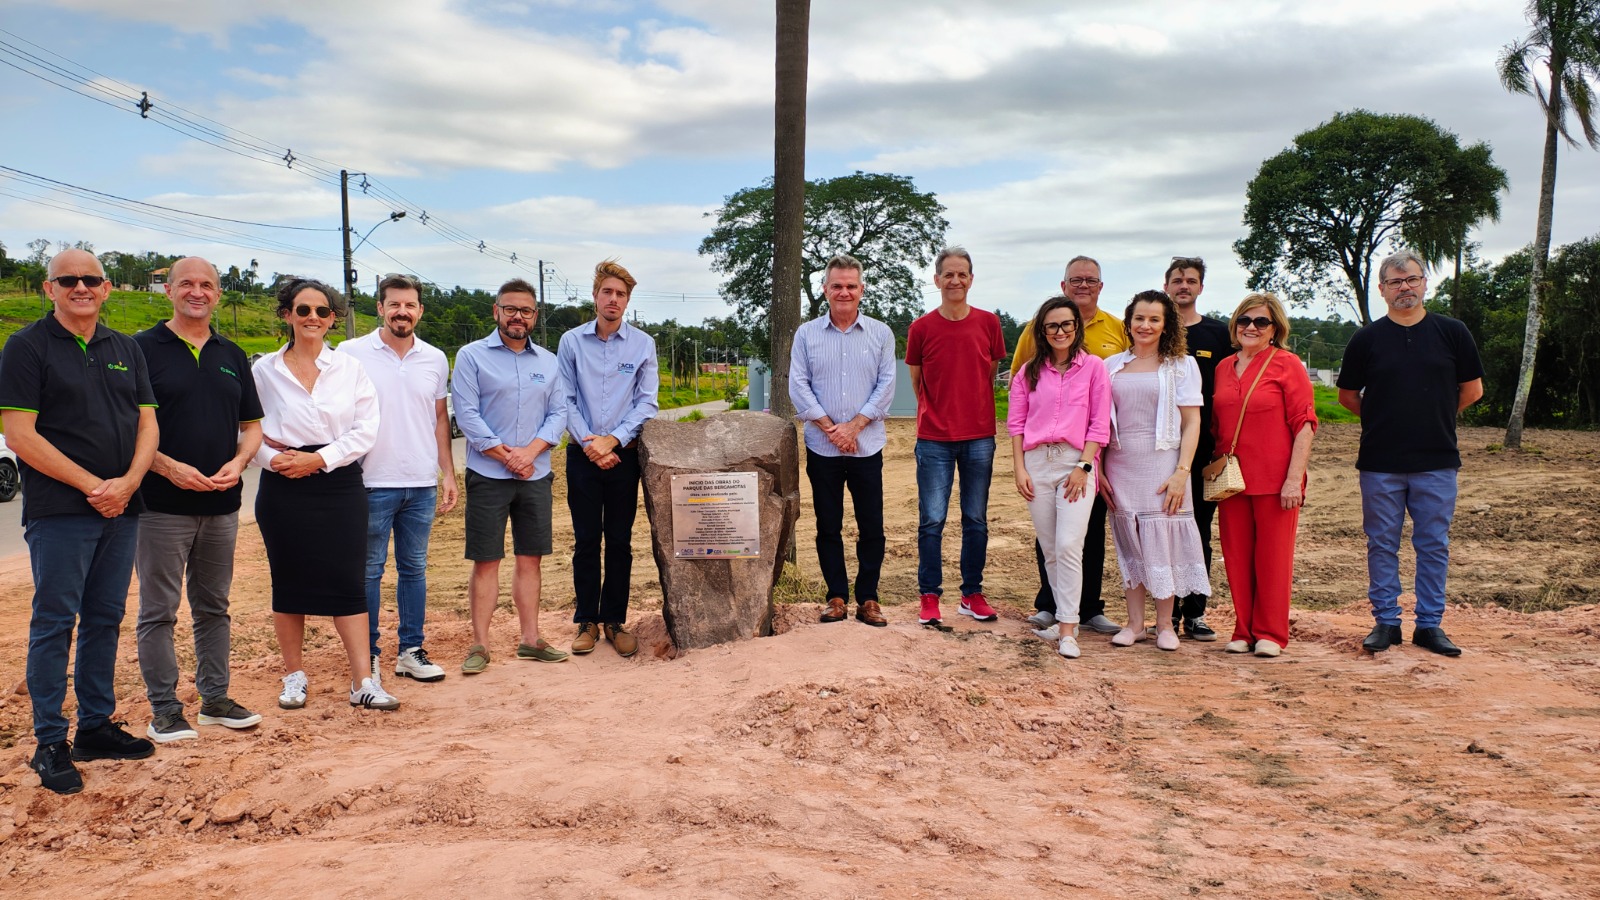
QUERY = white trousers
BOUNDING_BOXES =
[1024,443,1096,624]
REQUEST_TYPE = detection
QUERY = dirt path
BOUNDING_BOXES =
[0,421,1597,898]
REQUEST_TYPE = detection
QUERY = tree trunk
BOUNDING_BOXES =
[1451,233,1464,321]
[1506,73,1564,450]
[769,0,809,422]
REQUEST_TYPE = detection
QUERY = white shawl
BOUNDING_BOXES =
[1103,351,1202,451]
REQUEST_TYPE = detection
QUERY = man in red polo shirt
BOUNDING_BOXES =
[906,247,1008,626]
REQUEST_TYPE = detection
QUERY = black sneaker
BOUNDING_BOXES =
[146,711,199,743]
[1183,616,1218,642]
[71,720,156,761]
[197,697,263,729]
[31,741,83,794]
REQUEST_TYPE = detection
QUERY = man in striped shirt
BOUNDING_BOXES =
[788,254,897,626]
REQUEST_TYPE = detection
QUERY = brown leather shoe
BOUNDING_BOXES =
[604,622,638,658]
[856,600,887,627]
[571,622,599,655]
[820,597,847,622]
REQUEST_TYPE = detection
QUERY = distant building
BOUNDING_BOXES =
[144,267,170,293]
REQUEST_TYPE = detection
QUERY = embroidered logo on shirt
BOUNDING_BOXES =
[1196,350,1212,358]
[617,362,636,374]
[219,365,238,378]
[530,372,547,384]
[106,361,129,372]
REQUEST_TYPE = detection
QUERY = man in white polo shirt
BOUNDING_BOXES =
[339,274,457,684]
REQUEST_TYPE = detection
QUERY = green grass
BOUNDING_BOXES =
[1314,385,1358,423]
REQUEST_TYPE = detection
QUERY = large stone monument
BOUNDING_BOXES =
[639,412,800,651]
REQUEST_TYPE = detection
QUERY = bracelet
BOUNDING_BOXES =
[1176,464,1191,472]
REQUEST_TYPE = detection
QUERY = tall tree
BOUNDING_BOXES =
[1408,143,1509,318]
[1498,0,1600,449]
[701,172,947,350]
[770,0,810,421]
[1235,110,1506,324]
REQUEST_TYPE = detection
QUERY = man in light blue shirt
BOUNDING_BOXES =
[556,259,659,658]
[789,254,896,627]
[451,279,570,673]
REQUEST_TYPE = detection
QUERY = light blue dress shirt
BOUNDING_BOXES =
[788,311,897,457]
[451,329,567,480]
[556,319,659,447]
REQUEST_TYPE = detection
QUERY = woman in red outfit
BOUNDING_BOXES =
[1211,292,1317,657]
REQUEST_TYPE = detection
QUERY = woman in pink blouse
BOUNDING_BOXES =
[1008,296,1112,659]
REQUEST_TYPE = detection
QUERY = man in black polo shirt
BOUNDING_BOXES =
[1168,256,1230,641]
[0,248,159,794]
[1338,249,1483,657]
[134,257,265,743]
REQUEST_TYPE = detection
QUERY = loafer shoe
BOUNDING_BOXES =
[1111,627,1145,647]
[1362,623,1403,653]
[605,623,638,658]
[1082,614,1122,635]
[918,593,942,625]
[462,644,490,674]
[1224,639,1252,654]
[1412,626,1462,657]
[517,640,570,662]
[856,600,887,627]
[1025,610,1056,629]
[957,593,998,622]
[31,741,82,795]
[1253,639,1282,658]
[1155,629,1180,651]
[571,623,600,654]
[820,597,848,623]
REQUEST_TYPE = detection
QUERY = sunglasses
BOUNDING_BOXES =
[1236,316,1274,330]
[295,304,334,319]
[51,275,106,289]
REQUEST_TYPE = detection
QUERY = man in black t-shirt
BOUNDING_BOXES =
[0,248,159,794]
[1338,249,1484,657]
[134,257,266,744]
[1168,256,1230,641]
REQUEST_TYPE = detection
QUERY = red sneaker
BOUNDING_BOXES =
[918,593,942,625]
[958,592,998,622]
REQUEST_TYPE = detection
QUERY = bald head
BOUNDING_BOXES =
[170,256,220,284]
[47,248,105,279]
[166,256,222,326]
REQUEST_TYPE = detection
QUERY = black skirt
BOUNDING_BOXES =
[256,456,368,617]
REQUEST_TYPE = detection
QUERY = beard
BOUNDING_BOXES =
[386,318,415,338]
[497,321,528,342]
[1390,294,1422,310]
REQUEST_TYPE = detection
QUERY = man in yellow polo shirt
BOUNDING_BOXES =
[1012,255,1128,635]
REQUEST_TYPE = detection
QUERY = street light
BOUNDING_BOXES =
[342,210,406,338]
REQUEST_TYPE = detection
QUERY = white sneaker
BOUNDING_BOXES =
[1025,610,1056,629]
[1032,624,1061,642]
[350,677,400,711]
[278,670,308,710]
[1058,633,1081,659]
[395,647,446,682]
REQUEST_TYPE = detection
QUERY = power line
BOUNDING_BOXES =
[0,165,339,232]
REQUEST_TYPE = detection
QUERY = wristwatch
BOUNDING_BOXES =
[1078,461,1094,473]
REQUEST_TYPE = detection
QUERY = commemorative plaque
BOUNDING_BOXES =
[670,472,761,558]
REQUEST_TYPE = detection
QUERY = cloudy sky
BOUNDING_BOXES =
[1,0,1595,330]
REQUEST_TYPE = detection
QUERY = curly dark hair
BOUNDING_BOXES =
[1023,296,1084,391]
[1123,290,1187,361]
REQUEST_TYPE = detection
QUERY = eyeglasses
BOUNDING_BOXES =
[51,275,106,289]
[1042,321,1078,335]
[295,304,334,319]
[1065,277,1101,287]
[1381,275,1426,290]
[498,304,537,319]
[1236,316,1274,330]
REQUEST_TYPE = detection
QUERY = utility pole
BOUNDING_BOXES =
[340,170,355,339]
[693,338,701,402]
[537,258,547,349]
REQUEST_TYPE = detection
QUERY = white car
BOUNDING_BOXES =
[0,433,18,503]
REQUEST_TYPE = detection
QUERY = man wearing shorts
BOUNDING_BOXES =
[451,279,570,672]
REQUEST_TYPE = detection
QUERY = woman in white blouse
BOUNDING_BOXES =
[252,278,395,712]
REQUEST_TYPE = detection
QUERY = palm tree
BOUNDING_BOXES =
[1498,0,1600,448]
[769,0,809,421]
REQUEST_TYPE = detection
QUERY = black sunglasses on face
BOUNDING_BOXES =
[295,304,334,319]
[1236,316,1274,330]
[52,275,106,289]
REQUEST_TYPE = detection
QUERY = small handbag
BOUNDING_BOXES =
[1202,349,1276,502]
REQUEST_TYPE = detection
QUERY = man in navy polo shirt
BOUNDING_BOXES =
[0,248,160,794]
[133,257,265,744]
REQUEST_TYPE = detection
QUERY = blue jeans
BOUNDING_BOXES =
[914,437,995,597]
[1360,469,1457,629]
[25,513,140,744]
[365,486,437,656]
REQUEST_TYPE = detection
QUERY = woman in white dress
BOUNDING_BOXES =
[1101,290,1211,651]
